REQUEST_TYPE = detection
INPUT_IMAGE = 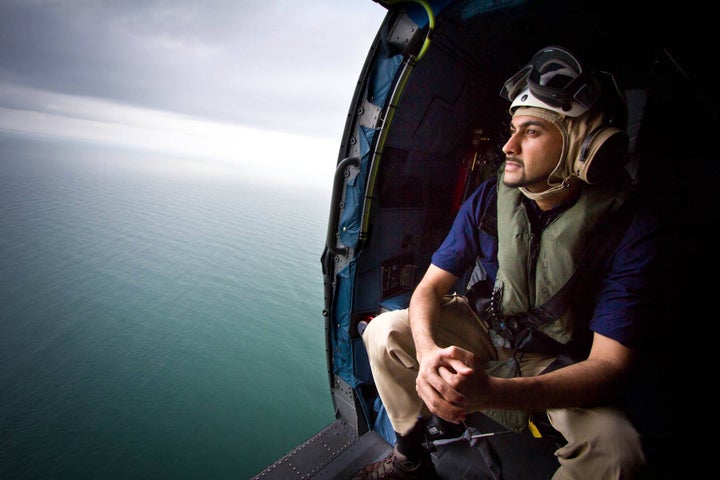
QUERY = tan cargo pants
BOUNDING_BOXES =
[361,294,649,480]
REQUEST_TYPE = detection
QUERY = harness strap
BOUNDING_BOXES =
[487,193,637,351]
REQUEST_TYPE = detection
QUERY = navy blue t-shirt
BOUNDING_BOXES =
[431,177,664,351]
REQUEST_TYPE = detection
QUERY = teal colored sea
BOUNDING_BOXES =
[0,133,335,479]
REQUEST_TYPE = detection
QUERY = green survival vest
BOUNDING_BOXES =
[490,173,631,352]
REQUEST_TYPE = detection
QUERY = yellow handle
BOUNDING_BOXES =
[528,419,542,439]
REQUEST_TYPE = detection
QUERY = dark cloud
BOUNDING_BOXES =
[0,0,385,138]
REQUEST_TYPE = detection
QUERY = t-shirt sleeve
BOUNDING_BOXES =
[431,179,495,278]
[589,204,665,350]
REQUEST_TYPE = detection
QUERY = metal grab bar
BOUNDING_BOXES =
[326,156,360,257]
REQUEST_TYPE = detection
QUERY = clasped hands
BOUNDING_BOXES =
[415,345,491,424]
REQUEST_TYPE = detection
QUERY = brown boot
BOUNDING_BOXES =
[349,446,439,479]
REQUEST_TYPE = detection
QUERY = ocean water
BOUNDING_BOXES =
[0,133,335,479]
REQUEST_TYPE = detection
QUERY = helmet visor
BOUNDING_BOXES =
[500,46,599,113]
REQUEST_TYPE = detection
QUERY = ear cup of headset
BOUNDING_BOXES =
[574,126,629,184]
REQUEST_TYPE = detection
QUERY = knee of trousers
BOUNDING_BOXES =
[362,309,416,369]
[549,407,646,467]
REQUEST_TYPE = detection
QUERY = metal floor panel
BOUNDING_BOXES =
[252,415,562,480]
[251,419,360,479]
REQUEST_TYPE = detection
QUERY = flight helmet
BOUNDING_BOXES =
[500,45,629,197]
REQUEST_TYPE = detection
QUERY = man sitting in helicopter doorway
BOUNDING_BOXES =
[351,45,666,480]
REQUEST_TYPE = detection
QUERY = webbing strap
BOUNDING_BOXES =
[481,192,637,350]
[533,194,636,322]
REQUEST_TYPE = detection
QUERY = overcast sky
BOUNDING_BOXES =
[0,0,387,187]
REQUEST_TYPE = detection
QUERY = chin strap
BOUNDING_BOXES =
[518,176,572,200]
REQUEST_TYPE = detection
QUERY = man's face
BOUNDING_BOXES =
[501,114,563,192]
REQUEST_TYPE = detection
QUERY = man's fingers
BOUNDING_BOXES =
[435,367,469,404]
[445,357,474,375]
[442,346,476,370]
[416,377,467,423]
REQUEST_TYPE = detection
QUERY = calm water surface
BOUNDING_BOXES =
[0,134,335,479]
